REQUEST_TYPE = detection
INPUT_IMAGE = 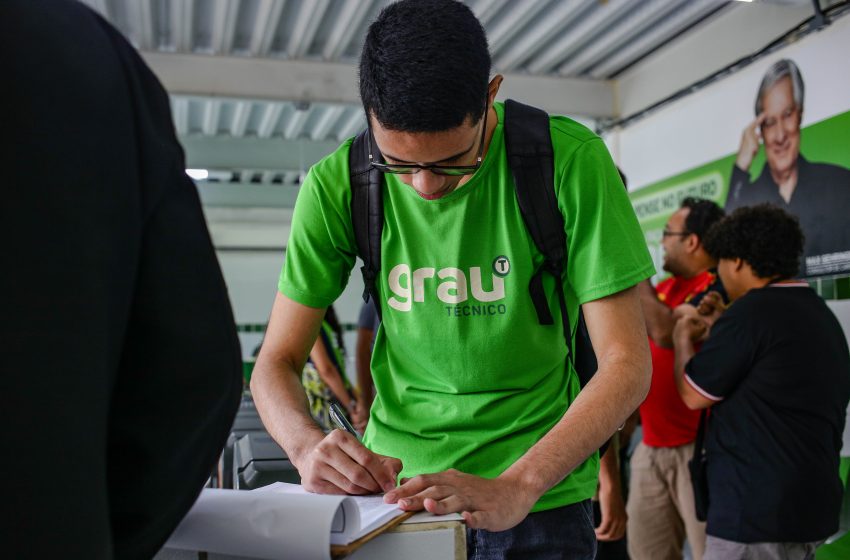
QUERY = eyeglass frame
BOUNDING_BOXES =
[367,100,489,176]
[661,229,692,238]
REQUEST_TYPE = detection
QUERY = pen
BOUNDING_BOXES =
[329,402,362,440]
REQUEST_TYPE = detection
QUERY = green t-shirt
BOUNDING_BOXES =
[279,102,654,511]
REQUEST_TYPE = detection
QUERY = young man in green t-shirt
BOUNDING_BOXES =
[251,1,653,557]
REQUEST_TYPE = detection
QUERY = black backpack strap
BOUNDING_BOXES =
[504,99,571,355]
[505,99,603,452]
[349,129,384,320]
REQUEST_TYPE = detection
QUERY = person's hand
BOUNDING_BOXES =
[595,486,627,541]
[673,315,708,344]
[384,469,538,532]
[736,112,766,172]
[696,291,726,328]
[350,399,369,432]
[297,429,401,495]
[672,302,700,322]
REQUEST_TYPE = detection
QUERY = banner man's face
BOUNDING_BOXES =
[760,76,801,178]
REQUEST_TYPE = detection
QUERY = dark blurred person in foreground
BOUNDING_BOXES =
[673,204,849,560]
[0,1,242,558]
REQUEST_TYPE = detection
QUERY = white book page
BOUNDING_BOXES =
[165,488,345,560]
[262,482,406,544]
[405,511,465,523]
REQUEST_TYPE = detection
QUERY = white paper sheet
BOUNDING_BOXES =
[165,488,344,560]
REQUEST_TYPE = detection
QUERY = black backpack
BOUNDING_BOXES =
[348,99,606,450]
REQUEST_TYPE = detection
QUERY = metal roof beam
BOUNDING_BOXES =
[250,0,286,56]
[284,107,312,139]
[494,2,588,72]
[487,0,549,54]
[323,0,373,60]
[257,103,284,138]
[211,0,239,54]
[473,0,512,27]
[230,101,252,136]
[180,135,340,171]
[202,100,222,135]
[337,108,366,141]
[556,0,676,77]
[287,0,331,58]
[527,0,632,74]
[129,0,155,50]
[170,0,195,53]
[173,98,190,135]
[197,182,300,209]
[145,52,616,117]
[589,0,726,78]
[310,106,346,141]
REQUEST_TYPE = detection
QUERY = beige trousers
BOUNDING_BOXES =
[626,441,706,560]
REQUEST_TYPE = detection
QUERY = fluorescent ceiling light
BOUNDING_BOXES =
[186,168,209,180]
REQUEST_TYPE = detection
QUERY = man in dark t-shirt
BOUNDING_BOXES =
[672,204,850,560]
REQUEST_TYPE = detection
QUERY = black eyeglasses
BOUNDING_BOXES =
[662,229,691,238]
[368,103,489,177]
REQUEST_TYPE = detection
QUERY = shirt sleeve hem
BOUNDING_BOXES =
[575,264,656,305]
[684,374,724,402]
[278,282,337,309]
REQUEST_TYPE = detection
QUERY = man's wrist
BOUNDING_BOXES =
[499,466,548,508]
[286,423,325,471]
[674,329,693,347]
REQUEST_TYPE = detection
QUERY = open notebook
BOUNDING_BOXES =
[257,482,407,545]
[165,482,410,560]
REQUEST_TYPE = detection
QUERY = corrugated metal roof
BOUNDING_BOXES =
[76,0,816,186]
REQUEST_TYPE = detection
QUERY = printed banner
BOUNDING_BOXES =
[629,72,850,280]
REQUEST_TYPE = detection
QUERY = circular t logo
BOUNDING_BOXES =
[493,256,511,277]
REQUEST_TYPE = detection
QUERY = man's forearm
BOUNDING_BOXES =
[501,353,650,500]
[672,333,696,404]
[597,434,621,492]
[638,280,674,347]
[251,358,325,470]
[355,330,375,406]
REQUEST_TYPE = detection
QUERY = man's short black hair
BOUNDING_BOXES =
[681,197,725,239]
[359,0,491,132]
[703,204,804,280]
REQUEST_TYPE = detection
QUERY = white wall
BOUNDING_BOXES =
[608,13,850,190]
[216,251,284,326]
[216,246,366,370]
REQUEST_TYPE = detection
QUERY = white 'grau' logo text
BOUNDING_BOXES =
[387,261,508,312]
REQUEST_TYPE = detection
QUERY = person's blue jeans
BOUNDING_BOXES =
[467,500,597,560]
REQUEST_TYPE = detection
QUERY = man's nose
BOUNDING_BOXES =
[773,122,788,144]
[412,169,444,193]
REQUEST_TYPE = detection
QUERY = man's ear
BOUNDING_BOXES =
[685,233,701,253]
[734,257,745,272]
[488,75,504,107]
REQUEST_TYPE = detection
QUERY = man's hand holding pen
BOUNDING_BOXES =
[294,402,401,496]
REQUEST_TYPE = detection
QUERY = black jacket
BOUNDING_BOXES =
[0,1,242,558]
